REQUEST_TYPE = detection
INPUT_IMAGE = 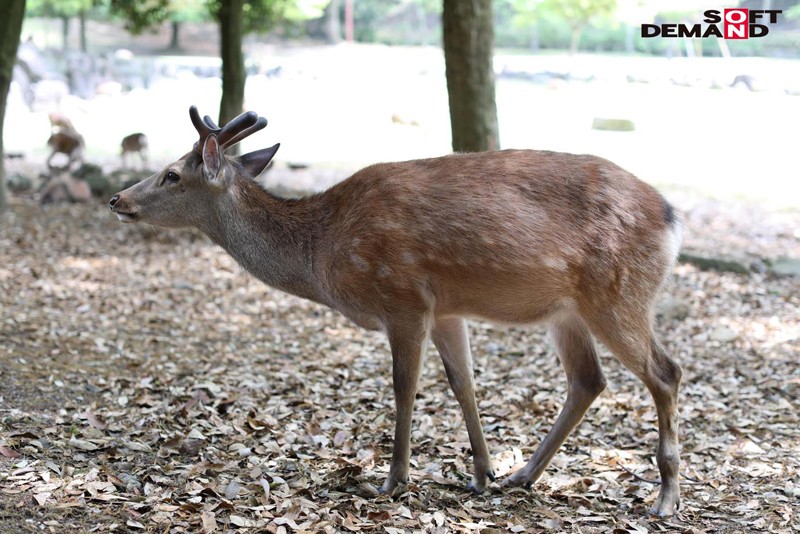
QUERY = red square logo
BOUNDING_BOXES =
[725,8,749,39]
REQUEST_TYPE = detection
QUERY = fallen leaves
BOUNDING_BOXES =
[1,195,798,532]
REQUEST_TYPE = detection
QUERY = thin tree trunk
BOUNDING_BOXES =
[218,0,246,155]
[0,0,27,213]
[442,0,499,153]
[80,10,87,52]
[344,0,354,42]
[61,16,70,50]
[570,26,582,55]
[325,0,341,44]
[169,20,181,50]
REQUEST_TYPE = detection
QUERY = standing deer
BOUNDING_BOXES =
[110,106,684,516]
[46,129,84,170]
[121,133,148,169]
[46,111,84,170]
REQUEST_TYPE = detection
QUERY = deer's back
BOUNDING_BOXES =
[316,149,676,323]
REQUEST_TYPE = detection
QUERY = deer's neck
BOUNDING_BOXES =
[201,181,326,304]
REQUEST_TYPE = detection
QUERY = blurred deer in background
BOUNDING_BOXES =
[46,111,84,170]
[121,133,148,170]
[46,129,84,170]
[110,106,684,516]
[48,111,76,132]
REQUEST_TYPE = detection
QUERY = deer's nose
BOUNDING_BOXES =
[109,195,120,209]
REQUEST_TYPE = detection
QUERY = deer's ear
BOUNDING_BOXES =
[202,134,222,182]
[240,143,280,179]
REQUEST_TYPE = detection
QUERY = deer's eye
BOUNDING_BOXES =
[164,171,180,185]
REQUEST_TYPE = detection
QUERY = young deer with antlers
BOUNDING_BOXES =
[110,106,683,516]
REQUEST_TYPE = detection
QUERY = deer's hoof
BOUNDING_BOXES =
[378,477,407,497]
[466,481,484,495]
[466,469,497,494]
[504,469,533,490]
[649,492,680,517]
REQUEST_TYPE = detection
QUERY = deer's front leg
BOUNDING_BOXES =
[379,315,429,495]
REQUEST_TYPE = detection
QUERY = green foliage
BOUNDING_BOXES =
[351,0,401,42]
[108,0,171,34]
[206,0,321,34]
[26,0,93,17]
[107,0,314,36]
[537,0,616,30]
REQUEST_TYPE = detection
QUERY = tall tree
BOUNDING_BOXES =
[0,0,26,213]
[442,0,499,153]
[111,0,307,143]
[26,0,92,50]
[215,0,246,135]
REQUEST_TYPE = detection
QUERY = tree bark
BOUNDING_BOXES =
[324,0,341,44]
[61,16,70,50]
[169,20,181,50]
[442,0,499,153]
[80,10,87,52]
[0,0,26,213]
[570,26,582,55]
[218,0,246,155]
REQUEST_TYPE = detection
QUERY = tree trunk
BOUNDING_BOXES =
[324,0,341,44]
[169,20,181,50]
[0,0,26,213]
[344,0,354,42]
[80,10,87,52]
[570,26,582,55]
[442,0,499,153]
[218,0,246,155]
[61,16,70,50]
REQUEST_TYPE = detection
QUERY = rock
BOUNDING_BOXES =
[40,173,91,204]
[678,250,751,275]
[591,118,635,132]
[658,297,690,321]
[7,173,33,192]
[710,326,737,343]
[769,257,800,278]
[72,163,117,197]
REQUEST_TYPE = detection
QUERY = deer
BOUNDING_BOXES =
[109,106,684,516]
[121,133,149,169]
[46,129,84,170]
[48,111,77,132]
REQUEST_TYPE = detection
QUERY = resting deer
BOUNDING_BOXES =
[110,106,684,516]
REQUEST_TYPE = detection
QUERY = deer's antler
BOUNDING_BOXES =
[189,105,268,152]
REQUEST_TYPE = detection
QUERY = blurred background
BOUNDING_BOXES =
[2,0,799,206]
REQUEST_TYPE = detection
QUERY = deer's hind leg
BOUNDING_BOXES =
[583,309,682,516]
[505,314,606,489]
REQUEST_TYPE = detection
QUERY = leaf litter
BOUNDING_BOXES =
[0,192,798,533]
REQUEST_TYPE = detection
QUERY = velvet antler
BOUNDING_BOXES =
[189,106,268,152]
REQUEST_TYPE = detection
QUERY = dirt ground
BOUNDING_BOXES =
[0,179,798,534]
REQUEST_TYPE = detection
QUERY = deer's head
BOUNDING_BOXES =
[109,106,279,227]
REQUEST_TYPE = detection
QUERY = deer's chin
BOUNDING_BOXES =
[115,212,138,223]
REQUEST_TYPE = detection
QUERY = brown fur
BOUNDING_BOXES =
[110,109,684,516]
[120,133,148,169]
[46,130,84,169]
